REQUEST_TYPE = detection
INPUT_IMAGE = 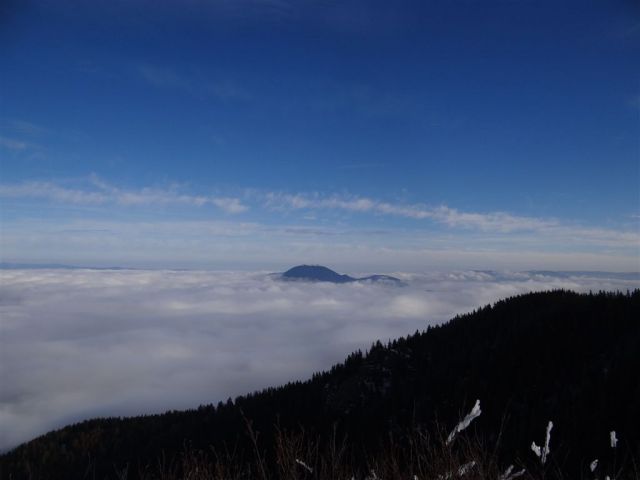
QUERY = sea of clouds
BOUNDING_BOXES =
[1,268,638,451]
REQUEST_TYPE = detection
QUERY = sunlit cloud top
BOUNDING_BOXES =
[1,268,638,450]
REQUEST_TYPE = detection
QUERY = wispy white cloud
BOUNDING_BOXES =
[266,192,551,227]
[0,136,29,151]
[265,192,555,228]
[338,162,387,170]
[265,192,428,217]
[2,217,637,272]
[0,181,108,204]
[1,181,637,266]
[136,64,250,101]
[0,119,49,154]
[1,117,87,147]
[0,177,249,213]
[263,192,639,247]
[430,205,558,232]
[2,119,49,136]
[137,64,193,91]
[211,197,249,214]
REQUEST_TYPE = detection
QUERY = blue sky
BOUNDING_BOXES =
[1,0,639,271]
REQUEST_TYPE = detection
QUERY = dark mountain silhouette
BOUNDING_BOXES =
[280,265,406,286]
[2,290,639,479]
[282,265,355,283]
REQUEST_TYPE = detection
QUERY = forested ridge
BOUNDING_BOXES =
[2,289,639,479]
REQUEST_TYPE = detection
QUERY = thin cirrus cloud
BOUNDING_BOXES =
[0,178,248,214]
[0,120,48,152]
[136,64,250,102]
[3,119,49,136]
[263,192,638,247]
[265,191,557,229]
[1,179,638,258]
[0,136,30,151]
[1,218,637,272]
[0,268,638,452]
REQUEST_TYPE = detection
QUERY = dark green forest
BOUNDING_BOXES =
[2,290,639,479]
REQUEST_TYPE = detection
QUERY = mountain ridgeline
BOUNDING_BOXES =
[2,290,639,479]
[280,265,407,286]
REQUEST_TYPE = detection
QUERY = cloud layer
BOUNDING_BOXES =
[1,268,639,451]
[2,179,637,255]
[0,177,248,213]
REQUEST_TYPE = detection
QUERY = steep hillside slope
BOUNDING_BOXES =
[2,290,638,479]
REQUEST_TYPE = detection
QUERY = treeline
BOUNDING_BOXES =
[2,289,639,479]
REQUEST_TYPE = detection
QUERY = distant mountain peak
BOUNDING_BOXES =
[280,265,406,286]
[281,265,355,283]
